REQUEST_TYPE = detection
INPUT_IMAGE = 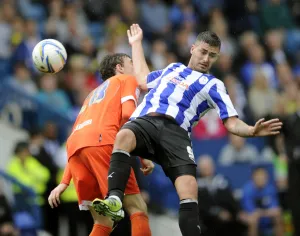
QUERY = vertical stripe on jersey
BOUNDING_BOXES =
[139,64,176,116]
[216,82,238,118]
[174,73,204,125]
[187,100,210,132]
[208,84,229,120]
[180,78,217,130]
[155,64,192,114]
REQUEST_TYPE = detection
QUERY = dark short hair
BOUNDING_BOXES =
[14,141,29,155]
[99,53,130,81]
[196,31,221,48]
[251,165,267,175]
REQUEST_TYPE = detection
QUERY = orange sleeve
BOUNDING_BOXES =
[121,99,136,127]
[60,163,72,185]
[121,76,140,107]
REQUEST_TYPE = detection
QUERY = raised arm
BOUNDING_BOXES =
[127,24,150,91]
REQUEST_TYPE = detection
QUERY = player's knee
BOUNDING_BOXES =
[175,175,198,201]
[124,194,148,216]
[115,129,136,152]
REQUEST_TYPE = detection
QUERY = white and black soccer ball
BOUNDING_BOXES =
[32,39,67,73]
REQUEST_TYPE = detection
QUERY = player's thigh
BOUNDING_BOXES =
[159,121,196,168]
[68,153,101,209]
[122,118,156,160]
[159,122,198,200]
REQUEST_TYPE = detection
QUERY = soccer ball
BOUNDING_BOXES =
[32,39,67,73]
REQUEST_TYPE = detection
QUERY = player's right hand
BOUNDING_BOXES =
[140,159,154,176]
[48,183,68,208]
[127,24,143,45]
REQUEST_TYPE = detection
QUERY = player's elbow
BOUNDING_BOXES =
[223,116,238,132]
[122,114,131,123]
[121,110,133,126]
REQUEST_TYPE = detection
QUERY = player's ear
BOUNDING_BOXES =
[116,64,124,74]
[190,44,195,55]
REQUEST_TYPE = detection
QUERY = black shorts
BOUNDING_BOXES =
[122,116,197,183]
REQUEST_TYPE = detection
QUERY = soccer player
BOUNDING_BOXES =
[48,53,153,236]
[92,24,283,236]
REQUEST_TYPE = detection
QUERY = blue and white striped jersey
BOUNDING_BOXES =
[131,63,238,133]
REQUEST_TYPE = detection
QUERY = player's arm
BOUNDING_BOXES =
[48,163,70,208]
[120,75,139,126]
[127,24,149,90]
[224,116,282,137]
[60,163,72,185]
[208,80,282,137]
[121,100,136,127]
[128,24,163,91]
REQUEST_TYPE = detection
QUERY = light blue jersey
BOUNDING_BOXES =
[131,63,238,133]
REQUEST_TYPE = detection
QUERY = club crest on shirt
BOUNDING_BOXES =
[199,76,208,85]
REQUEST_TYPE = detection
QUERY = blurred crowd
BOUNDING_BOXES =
[0,0,300,235]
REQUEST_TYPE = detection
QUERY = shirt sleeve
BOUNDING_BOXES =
[61,163,72,185]
[146,70,163,90]
[121,75,139,107]
[207,80,238,120]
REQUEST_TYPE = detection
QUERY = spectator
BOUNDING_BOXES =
[28,128,60,236]
[43,121,61,157]
[197,155,247,236]
[7,62,38,96]
[276,63,294,88]
[240,43,277,89]
[169,0,196,31]
[259,0,300,58]
[36,74,72,115]
[219,133,259,166]
[264,29,287,65]
[6,141,50,230]
[150,39,168,70]
[280,81,299,115]
[275,92,300,236]
[241,166,284,236]
[139,0,170,39]
[223,74,248,121]
[11,19,42,73]
[209,16,237,58]
[248,69,278,120]
[0,187,19,236]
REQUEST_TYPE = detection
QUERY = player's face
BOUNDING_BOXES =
[121,57,134,75]
[189,41,220,73]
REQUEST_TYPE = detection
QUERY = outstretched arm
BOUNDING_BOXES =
[127,24,150,91]
[224,116,282,137]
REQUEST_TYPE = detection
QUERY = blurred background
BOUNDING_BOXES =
[0,0,299,235]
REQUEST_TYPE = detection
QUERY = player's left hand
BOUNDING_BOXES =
[127,24,143,45]
[252,118,283,137]
[140,159,154,176]
[48,183,68,208]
